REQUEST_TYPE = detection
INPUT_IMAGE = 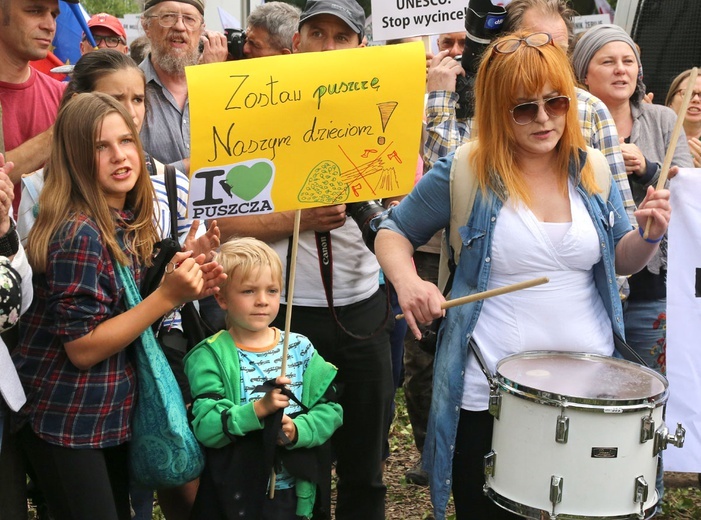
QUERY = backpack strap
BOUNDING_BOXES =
[437,141,479,293]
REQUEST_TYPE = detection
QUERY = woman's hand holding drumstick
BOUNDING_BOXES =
[396,276,550,320]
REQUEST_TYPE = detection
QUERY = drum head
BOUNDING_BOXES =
[496,351,668,407]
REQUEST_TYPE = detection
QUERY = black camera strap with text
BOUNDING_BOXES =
[303,231,391,341]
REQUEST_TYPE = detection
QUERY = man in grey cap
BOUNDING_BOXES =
[218,2,393,519]
[292,0,366,52]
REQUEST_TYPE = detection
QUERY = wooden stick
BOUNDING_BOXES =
[269,209,301,499]
[643,67,698,238]
[395,276,550,320]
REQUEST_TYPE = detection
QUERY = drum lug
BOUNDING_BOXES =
[633,475,648,519]
[555,414,569,444]
[640,415,655,443]
[489,390,501,419]
[484,450,496,479]
[654,422,686,455]
[550,474,563,516]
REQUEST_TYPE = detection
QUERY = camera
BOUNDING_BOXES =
[224,28,247,60]
[346,200,385,252]
[455,0,506,119]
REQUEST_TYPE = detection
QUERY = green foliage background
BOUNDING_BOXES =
[81,0,141,17]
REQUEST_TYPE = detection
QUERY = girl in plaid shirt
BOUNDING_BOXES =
[12,93,220,520]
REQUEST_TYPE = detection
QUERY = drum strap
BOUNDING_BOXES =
[468,336,497,389]
[613,333,649,367]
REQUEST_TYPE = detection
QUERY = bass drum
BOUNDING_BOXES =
[483,351,681,519]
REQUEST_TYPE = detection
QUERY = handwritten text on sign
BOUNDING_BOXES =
[185,43,425,219]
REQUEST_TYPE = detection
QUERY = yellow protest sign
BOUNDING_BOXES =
[185,42,425,220]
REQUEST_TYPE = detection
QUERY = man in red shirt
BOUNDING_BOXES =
[0,0,71,212]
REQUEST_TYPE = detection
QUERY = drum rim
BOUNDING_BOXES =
[484,486,659,519]
[495,351,669,410]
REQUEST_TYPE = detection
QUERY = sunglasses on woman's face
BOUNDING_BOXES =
[509,95,570,125]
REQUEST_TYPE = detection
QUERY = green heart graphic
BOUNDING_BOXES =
[225,162,273,201]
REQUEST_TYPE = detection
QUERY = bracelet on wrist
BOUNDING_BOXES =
[638,226,663,244]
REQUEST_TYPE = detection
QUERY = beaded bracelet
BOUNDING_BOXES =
[638,226,663,244]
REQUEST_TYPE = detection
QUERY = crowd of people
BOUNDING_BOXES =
[0,0,695,519]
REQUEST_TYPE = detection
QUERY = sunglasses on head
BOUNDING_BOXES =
[509,96,570,125]
[492,32,553,55]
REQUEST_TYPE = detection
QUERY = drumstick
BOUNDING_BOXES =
[395,276,550,320]
[643,67,698,239]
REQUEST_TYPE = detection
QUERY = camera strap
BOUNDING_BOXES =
[312,231,391,341]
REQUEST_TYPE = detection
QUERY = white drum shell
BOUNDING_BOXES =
[485,352,668,519]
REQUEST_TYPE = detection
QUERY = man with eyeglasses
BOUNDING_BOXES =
[80,13,128,55]
[139,0,228,174]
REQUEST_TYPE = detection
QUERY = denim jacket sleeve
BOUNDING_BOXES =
[379,152,454,248]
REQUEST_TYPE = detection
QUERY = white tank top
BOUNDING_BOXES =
[464,181,613,410]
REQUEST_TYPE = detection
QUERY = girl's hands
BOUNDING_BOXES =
[158,251,204,307]
[184,219,221,261]
[254,376,291,419]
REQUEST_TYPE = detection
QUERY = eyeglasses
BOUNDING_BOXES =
[85,35,125,48]
[510,96,570,125]
[675,89,701,100]
[145,12,202,31]
[492,32,553,55]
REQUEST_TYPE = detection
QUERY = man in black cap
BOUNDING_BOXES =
[218,2,392,519]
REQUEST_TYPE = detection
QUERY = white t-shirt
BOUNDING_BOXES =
[271,219,380,307]
[465,182,613,410]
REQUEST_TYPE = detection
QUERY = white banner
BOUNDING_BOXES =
[665,169,701,472]
[370,0,469,41]
[370,0,512,41]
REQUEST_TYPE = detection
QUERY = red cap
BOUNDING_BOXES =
[86,13,127,41]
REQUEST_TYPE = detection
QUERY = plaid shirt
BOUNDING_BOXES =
[14,213,140,448]
[423,88,636,222]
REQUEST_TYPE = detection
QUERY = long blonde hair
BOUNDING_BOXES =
[471,30,599,204]
[27,93,159,273]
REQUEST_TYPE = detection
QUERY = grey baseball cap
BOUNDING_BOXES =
[299,0,365,40]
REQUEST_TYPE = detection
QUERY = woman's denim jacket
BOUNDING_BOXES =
[379,148,632,518]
